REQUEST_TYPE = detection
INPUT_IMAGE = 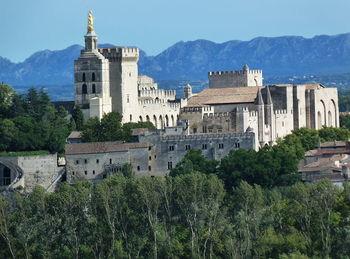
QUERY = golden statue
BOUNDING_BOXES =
[87,11,94,33]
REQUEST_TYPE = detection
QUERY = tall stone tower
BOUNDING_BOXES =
[98,47,140,123]
[74,11,112,120]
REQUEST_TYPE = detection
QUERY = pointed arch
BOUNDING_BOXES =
[159,115,163,129]
[165,115,169,127]
[153,115,158,128]
[82,84,87,94]
[146,115,150,122]
[139,116,143,122]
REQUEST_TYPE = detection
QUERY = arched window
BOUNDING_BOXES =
[139,116,143,122]
[92,72,96,81]
[92,84,96,94]
[82,73,86,82]
[82,84,87,94]
[130,114,132,122]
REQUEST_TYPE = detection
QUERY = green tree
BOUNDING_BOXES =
[318,126,350,141]
[0,84,14,118]
[170,149,218,177]
[71,105,84,131]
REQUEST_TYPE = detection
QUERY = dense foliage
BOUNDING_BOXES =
[0,85,70,154]
[81,112,156,142]
[1,176,350,259]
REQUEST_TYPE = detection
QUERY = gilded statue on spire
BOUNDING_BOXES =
[87,11,94,33]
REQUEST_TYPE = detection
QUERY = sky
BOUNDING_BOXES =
[1,0,350,62]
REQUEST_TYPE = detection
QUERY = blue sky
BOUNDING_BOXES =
[1,0,350,62]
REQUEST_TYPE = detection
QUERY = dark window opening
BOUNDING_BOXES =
[148,166,151,171]
[93,170,95,175]
[137,166,140,171]
[96,159,99,164]
[168,161,173,170]
[149,156,152,161]
[72,171,75,176]
[84,159,87,164]
[110,159,112,164]
[169,145,175,151]
[76,160,79,164]
[92,72,96,81]
[202,144,207,150]
[148,146,152,151]
[84,171,87,175]
[82,84,87,94]
[92,84,96,94]
[82,73,86,82]
[185,145,191,150]
[219,143,224,149]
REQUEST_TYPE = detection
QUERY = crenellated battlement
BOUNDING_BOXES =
[203,112,231,119]
[208,70,262,76]
[98,47,139,60]
[274,109,288,115]
[139,89,176,98]
[161,132,254,141]
[138,99,181,109]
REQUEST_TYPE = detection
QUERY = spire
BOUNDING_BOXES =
[257,88,264,105]
[87,11,94,33]
[84,11,97,51]
[266,86,273,105]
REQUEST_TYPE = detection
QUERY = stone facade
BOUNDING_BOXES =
[64,124,255,179]
[181,67,339,149]
[0,154,64,192]
[74,22,182,128]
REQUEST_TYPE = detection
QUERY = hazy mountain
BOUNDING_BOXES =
[2,33,350,86]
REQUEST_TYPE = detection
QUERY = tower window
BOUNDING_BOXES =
[82,73,86,82]
[168,161,173,169]
[202,144,207,150]
[92,84,96,94]
[185,145,191,150]
[219,143,224,149]
[92,72,96,81]
[82,84,87,94]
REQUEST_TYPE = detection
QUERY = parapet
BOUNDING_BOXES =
[274,109,288,115]
[208,69,262,76]
[160,132,254,141]
[98,47,139,61]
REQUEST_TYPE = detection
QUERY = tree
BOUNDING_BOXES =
[318,126,350,142]
[0,84,14,118]
[0,119,17,152]
[169,149,219,177]
[71,105,84,131]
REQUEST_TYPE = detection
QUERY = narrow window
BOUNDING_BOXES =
[82,73,86,82]
[82,84,87,94]
[202,144,207,150]
[219,143,224,149]
[92,84,96,94]
[84,171,87,175]
[148,146,152,151]
[169,145,174,151]
[76,160,79,164]
[149,156,152,161]
[137,166,140,171]
[185,145,191,150]
[110,159,112,164]
[130,114,132,122]
[168,161,173,169]
[84,159,87,164]
[148,166,151,171]
[154,155,157,159]
[93,170,95,175]
[72,171,75,175]
[96,159,99,164]
[92,72,96,81]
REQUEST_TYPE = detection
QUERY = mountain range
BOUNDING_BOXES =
[2,33,350,86]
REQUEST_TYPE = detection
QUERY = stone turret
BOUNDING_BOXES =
[184,84,192,99]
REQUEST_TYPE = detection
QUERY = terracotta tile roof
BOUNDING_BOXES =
[65,141,150,155]
[187,86,262,106]
[131,128,149,136]
[320,141,346,148]
[68,131,82,139]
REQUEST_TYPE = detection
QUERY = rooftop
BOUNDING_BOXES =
[65,141,150,155]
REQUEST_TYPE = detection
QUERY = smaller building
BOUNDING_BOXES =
[65,141,153,182]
